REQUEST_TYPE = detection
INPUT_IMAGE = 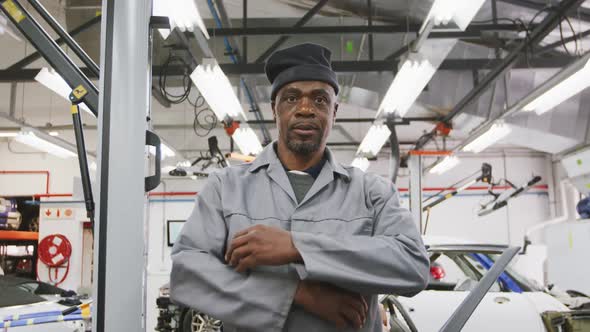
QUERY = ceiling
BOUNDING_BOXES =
[1,0,590,167]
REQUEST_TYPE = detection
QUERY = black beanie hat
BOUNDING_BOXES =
[265,43,339,101]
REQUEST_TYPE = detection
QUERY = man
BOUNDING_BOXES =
[170,43,429,332]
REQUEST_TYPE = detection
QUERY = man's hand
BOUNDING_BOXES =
[294,280,369,330]
[225,225,302,272]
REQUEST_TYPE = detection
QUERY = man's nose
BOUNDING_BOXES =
[296,97,315,117]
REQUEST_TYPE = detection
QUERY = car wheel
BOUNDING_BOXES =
[181,309,222,332]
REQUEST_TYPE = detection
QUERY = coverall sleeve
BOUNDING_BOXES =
[291,178,430,296]
[170,173,299,331]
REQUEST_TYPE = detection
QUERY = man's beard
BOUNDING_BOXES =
[285,130,322,155]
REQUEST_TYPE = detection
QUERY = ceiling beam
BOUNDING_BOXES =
[253,0,329,63]
[0,56,575,82]
[204,23,530,37]
[414,0,587,150]
[6,15,101,71]
[497,0,590,23]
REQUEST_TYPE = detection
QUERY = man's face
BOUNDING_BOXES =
[272,81,338,155]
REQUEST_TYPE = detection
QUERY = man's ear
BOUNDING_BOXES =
[333,103,339,124]
[271,101,277,120]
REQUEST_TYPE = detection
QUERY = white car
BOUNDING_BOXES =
[0,276,90,331]
[384,237,590,332]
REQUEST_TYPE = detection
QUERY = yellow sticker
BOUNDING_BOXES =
[445,193,453,199]
[72,85,88,100]
[96,10,101,17]
[2,1,25,23]
[71,104,79,114]
[27,318,34,325]
[585,183,590,189]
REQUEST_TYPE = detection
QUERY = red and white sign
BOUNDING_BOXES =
[43,208,74,220]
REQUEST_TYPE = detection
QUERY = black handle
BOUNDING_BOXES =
[145,130,161,192]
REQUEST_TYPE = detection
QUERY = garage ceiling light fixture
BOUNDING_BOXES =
[190,58,247,121]
[462,122,512,153]
[35,68,93,116]
[351,157,370,172]
[0,132,18,138]
[153,0,209,40]
[376,40,457,118]
[429,155,460,174]
[15,129,76,159]
[377,55,436,118]
[521,52,590,115]
[421,0,486,34]
[357,124,391,157]
[232,127,263,156]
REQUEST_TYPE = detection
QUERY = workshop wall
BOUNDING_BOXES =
[0,141,83,195]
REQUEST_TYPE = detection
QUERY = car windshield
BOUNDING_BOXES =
[428,250,540,293]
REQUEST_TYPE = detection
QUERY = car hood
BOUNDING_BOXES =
[397,291,568,332]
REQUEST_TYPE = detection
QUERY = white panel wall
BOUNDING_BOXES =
[0,141,84,195]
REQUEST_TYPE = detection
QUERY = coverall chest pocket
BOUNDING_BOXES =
[223,212,291,248]
[290,215,375,236]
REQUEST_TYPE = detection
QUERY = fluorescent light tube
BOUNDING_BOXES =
[521,53,590,115]
[48,131,59,137]
[153,0,209,40]
[232,127,263,156]
[0,132,18,138]
[377,40,457,118]
[421,0,486,33]
[357,124,391,157]
[35,68,93,116]
[351,157,370,172]
[378,55,436,117]
[429,156,460,174]
[462,122,512,153]
[190,58,247,121]
[161,142,176,159]
[15,129,77,159]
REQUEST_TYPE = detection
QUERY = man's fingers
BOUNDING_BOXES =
[232,227,252,239]
[225,233,250,261]
[333,314,349,329]
[235,255,256,273]
[344,297,367,324]
[359,295,369,314]
[340,305,363,329]
[228,246,252,266]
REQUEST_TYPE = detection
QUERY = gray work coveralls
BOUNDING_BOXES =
[170,143,429,332]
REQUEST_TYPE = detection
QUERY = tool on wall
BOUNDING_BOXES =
[38,233,71,286]
[423,163,493,212]
[422,163,493,235]
[478,175,542,216]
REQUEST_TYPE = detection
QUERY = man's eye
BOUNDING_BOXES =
[287,96,297,103]
[315,97,327,104]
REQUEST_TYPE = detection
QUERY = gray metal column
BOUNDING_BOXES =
[408,154,423,232]
[93,0,151,331]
